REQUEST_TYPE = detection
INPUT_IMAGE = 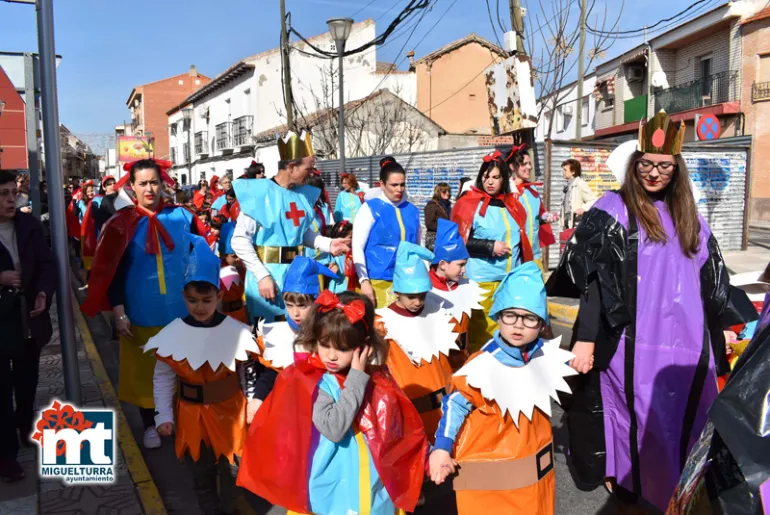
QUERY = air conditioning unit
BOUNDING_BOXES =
[197,106,209,119]
[627,65,645,83]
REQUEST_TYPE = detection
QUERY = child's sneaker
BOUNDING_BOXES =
[143,426,161,449]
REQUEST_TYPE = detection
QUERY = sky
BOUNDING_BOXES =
[0,0,711,144]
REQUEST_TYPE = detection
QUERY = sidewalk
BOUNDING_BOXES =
[0,295,162,515]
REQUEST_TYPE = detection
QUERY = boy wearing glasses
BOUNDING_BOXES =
[429,261,577,515]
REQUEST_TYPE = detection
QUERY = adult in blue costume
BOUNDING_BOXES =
[546,111,749,511]
[352,157,421,309]
[333,172,364,223]
[82,159,208,450]
[230,131,350,323]
[304,174,334,264]
[451,150,534,352]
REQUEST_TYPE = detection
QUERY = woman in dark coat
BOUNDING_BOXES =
[423,182,451,251]
[0,170,56,482]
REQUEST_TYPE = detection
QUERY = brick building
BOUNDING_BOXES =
[126,66,210,160]
[0,65,27,171]
[741,6,770,220]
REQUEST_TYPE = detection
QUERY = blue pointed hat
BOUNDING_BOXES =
[185,235,221,288]
[392,241,434,294]
[283,256,339,297]
[432,219,470,265]
[218,222,236,256]
[489,262,547,320]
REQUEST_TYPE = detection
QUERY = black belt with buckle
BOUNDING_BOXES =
[256,245,304,265]
[178,374,241,405]
[411,387,447,413]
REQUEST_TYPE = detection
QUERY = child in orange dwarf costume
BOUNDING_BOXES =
[144,236,263,515]
[429,262,577,515]
[429,219,485,371]
[377,241,458,443]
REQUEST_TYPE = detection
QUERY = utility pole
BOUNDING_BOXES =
[575,0,587,139]
[510,0,526,56]
[280,0,295,131]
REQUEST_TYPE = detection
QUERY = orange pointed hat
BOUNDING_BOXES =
[638,110,685,155]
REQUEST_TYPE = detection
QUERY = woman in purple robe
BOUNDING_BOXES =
[547,111,746,511]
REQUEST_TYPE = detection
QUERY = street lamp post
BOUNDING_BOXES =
[327,18,353,175]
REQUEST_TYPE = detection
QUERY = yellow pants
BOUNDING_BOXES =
[118,325,161,409]
[534,257,545,276]
[370,279,396,309]
[467,281,500,353]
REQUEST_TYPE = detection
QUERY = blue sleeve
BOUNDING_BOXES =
[334,194,343,223]
[434,391,473,454]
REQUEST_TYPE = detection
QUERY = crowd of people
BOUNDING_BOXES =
[1,110,768,515]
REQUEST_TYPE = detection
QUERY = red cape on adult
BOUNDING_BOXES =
[81,201,207,317]
[450,185,535,263]
[236,355,428,514]
[515,182,556,247]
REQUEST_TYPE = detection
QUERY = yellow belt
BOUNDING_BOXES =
[256,245,304,264]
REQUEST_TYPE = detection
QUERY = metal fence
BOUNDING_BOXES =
[654,70,740,115]
[316,136,750,270]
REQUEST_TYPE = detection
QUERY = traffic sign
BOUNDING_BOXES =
[696,114,720,141]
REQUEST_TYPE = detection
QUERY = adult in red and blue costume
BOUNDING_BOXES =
[82,159,207,449]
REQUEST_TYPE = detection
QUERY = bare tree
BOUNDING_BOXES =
[524,0,622,138]
[289,65,428,159]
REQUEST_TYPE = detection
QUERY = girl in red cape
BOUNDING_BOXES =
[237,291,427,515]
[450,150,534,352]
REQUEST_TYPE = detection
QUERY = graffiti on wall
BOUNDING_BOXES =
[569,147,618,197]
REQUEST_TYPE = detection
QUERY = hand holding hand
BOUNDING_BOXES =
[246,399,263,424]
[328,263,340,274]
[576,208,585,216]
[157,422,174,437]
[258,276,277,302]
[330,237,351,257]
[569,341,595,374]
[351,346,372,372]
[493,241,511,257]
[429,450,458,485]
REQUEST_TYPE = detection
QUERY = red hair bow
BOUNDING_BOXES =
[482,150,503,163]
[315,290,367,330]
[380,158,394,168]
[116,158,176,189]
[505,144,527,163]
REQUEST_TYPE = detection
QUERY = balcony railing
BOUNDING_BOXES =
[195,131,208,155]
[654,71,739,114]
[752,81,770,103]
[232,115,254,147]
[183,143,190,164]
[215,122,232,151]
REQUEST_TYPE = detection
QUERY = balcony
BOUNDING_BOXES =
[232,115,254,147]
[753,81,770,103]
[215,122,232,151]
[654,71,739,115]
[195,131,208,155]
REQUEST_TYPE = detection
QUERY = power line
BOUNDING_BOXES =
[351,0,379,17]
[485,0,505,48]
[587,0,711,35]
[587,0,720,40]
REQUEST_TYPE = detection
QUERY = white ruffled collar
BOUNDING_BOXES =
[431,277,485,323]
[376,293,458,364]
[259,320,303,369]
[144,317,259,372]
[455,337,577,427]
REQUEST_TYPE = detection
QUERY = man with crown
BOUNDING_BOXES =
[231,131,350,323]
[547,111,749,511]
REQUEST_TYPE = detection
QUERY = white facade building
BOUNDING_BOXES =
[167,19,417,183]
[535,74,597,141]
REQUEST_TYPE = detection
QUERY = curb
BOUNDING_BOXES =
[71,290,167,515]
[548,300,578,325]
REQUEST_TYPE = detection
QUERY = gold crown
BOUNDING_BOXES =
[638,110,685,155]
[277,130,314,161]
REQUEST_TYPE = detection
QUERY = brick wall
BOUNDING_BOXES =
[649,49,677,113]
[741,16,770,220]
[674,28,732,85]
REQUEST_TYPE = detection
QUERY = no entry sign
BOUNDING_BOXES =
[696,114,720,141]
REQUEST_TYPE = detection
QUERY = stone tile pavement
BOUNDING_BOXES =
[0,298,152,515]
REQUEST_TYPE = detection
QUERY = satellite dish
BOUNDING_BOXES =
[651,71,668,89]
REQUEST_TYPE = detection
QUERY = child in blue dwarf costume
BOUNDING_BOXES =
[377,241,459,442]
[429,262,576,515]
[218,222,248,323]
[230,131,350,323]
[257,255,339,371]
[145,235,262,515]
[429,219,486,371]
[326,221,355,294]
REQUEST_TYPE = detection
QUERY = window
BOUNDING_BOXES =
[170,124,177,136]
[244,89,251,113]
[699,55,713,99]
[581,96,589,126]
[469,93,477,101]
[200,172,206,181]
[556,107,565,133]
[178,79,184,85]
[181,174,187,186]
[604,96,614,109]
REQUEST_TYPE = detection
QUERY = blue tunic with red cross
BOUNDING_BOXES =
[233,179,320,321]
